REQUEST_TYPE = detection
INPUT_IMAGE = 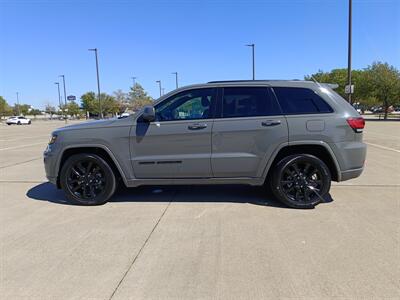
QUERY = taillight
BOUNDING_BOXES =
[347,117,365,133]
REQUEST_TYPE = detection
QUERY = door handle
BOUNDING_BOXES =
[188,123,208,130]
[261,120,281,127]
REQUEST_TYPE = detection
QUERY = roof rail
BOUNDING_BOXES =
[207,79,302,84]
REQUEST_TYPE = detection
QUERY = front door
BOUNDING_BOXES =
[131,88,217,179]
[211,86,288,177]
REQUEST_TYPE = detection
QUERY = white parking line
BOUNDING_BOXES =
[0,142,45,151]
[365,142,400,153]
[0,135,49,142]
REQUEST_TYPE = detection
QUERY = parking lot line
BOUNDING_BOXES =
[0,142,45,151]
[365,142,400,153]
[0,135,49,142]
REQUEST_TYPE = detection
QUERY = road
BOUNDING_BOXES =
[0,120,399,299]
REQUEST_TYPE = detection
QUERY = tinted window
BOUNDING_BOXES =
[155,88,215,121]
[222,87,281,118]
[273,87,333,114]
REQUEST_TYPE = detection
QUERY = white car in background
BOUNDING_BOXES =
[6,116,31,125]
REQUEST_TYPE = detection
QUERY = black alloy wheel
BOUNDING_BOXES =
[271,154,331,209]
[60,153,116,205]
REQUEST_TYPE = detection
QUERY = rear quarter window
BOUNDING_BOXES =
[273,87,333,114]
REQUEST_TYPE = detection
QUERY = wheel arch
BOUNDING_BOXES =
[56,145,127,188]
[264,142,341,183]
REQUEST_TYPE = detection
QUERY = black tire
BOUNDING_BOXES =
[60,153,116,205]
[270,154,331,209]
[17,121,21,125]
[28,120,31,125]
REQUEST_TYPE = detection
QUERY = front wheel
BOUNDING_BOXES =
[60,153,116,205]
[270,154,331,209]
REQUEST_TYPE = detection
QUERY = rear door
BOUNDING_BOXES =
[211,86,288,177]
[131,88,217,179]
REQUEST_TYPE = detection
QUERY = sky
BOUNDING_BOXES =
[0,0,399,109]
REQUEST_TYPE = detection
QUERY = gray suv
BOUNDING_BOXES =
[44,80,366,208]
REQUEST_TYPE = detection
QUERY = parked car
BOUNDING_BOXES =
[6,116,31,125]
[44,80,366,208]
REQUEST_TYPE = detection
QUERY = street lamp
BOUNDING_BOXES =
[156,80,162,97]
[171,72,178,89]
[16,92,20,115]
[89,48,102,118]
[347,0,353,103]
[54,82,61,109]
[245,44,255,80]
[131,76,137,87]
[59,75,67,123]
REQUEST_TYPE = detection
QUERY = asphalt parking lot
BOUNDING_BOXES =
[0,120,399,299]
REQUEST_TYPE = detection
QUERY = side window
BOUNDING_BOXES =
[155,88,216,121]
[273,87,333,114]
[222,87,281,118]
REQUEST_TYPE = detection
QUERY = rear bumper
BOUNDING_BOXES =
[340,167,364,181]
[330,141,367,182]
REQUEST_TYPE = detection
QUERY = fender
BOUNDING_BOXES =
[56,143,129,186]
[260,140,342,182]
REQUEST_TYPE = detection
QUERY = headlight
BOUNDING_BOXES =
[49,134,58,145]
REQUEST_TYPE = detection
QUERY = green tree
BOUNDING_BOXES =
[45,104,56,119]
[13,104,31,115]
[128,83,153,111]
[65,101,81,118]
[113,89,130,114]
[81,92,97,116]
[0,96,12,119]
[305,68,367,104]
[363,62,400,119]
[80,92,119,117]
[101,93,119,116]
[30,109,42,118]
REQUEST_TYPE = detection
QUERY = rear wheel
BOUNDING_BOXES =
[17,121,21,125]
[60,153,116,205]
[28,120,31,125]
[271,154,331,209]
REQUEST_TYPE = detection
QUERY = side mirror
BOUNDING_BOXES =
[141,106,155,122]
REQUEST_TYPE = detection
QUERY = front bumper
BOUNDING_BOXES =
[43,144,59,186]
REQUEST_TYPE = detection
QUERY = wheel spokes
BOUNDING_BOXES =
[67,159,106,201]
[280,160,324,204]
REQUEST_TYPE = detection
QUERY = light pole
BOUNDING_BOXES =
[347,0,352,103]
[59,75,67,123]
[131,76,137,88]
[156,80,162,97]
[89,48,102,118]
[245,44,255,80]
[172,72,178,89]
[16,92,20,115]
[54,82,61,109]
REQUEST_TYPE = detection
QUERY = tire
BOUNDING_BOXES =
[17,121,21,125]
[270,154,331,209]
[60,153,117,205]
[28,121,31,125]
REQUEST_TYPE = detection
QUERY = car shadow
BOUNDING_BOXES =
[26,182,333,209]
